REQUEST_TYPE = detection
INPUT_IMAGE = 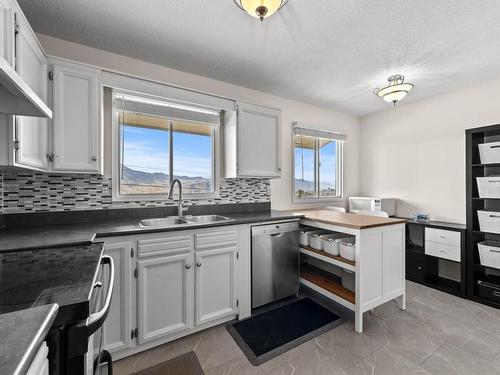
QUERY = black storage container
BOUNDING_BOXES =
[477,280,500,304]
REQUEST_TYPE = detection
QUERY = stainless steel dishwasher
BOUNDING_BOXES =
[251,221,300,309]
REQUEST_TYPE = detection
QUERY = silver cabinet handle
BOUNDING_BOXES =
[91,156,97,161]
[185,264,192,269]
[87,255,114,335]
[196,262,202,267]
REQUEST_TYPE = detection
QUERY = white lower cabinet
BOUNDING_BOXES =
[102,241,133,354]
[195,247,237,326]
[137,252,194,345]
[102,226,247,360]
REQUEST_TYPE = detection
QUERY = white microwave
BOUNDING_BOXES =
[348,197,397,216]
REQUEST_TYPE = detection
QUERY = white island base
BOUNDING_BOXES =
[298,212,406,333]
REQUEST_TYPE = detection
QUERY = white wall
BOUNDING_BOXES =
[360,78,500,223]
[38,34,360,211]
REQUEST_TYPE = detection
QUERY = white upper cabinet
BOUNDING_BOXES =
[13,4,49,170]
[224,102,281,178]
[0,0,14,66]
[51,58,102,173]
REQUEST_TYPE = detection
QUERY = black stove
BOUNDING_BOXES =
[0,243,108,375]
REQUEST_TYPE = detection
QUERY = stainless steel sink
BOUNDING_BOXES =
[138,216,188,228]
[184,215,233,224]
[138,215,233,228]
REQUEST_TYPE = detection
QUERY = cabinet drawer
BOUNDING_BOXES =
[425,241,461,262]
[138,235,192,257]
[425,228,460,247]
[195,230,238,250]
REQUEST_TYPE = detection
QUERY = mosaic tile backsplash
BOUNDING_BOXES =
[0,170,270,214]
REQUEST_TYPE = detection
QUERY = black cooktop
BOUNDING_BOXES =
[0,243,104,325]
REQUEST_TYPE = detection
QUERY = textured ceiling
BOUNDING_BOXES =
[18,0,500,116]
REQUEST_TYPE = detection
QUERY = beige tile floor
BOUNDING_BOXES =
[114,281,500,375]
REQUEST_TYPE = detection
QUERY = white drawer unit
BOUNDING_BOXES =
[425,241,461,262]
[425,228,461,247]
[425,228,461,262]
[138,235,192,257]
[194,230,238,250]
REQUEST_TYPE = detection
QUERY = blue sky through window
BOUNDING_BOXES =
[294,137,337,198]
[123,125,212,178]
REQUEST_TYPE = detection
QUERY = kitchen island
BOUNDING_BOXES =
[295,210,407,333]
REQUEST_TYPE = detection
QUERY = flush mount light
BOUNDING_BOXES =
[234,0,289,21]
[373,75,414,105]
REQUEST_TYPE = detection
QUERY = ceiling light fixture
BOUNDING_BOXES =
[234,0,289,21]
[373,75,414,105]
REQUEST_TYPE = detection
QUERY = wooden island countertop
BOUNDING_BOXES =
[292,210,406,229]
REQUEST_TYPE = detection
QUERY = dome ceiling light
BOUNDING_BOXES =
[373,75,414,105]
[234,0,289,21]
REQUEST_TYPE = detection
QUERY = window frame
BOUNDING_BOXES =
[111,91,221,202]
[292,130,344,204]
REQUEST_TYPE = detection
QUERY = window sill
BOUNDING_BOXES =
[293,197,345,204]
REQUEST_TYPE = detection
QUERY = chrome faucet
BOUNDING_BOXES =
[168,179,187,216]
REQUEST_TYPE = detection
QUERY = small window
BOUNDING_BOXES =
[293,127,344,202]
[113,92,220,200]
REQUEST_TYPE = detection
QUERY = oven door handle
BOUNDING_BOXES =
[88,255,115,336]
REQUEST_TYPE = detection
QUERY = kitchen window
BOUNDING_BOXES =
[293,125,345,202]
[112,92,220,200]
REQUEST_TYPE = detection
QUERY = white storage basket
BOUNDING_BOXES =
[477,177,500,198]
[341,269,355,292]
[478,241,500,270]
[320,233,351,256]
[299,228,318,246]
[477,210,500,234]
[307,231,329,250]
[339,237,357,262]
[479,141,500,164]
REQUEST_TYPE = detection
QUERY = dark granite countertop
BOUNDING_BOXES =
[398,217,466,231]
[0,228,96,253]
[0,243,104,326]
[0,304,58,375]
[0,210,302,252]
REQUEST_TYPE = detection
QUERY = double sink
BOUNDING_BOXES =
[139,215,233,229]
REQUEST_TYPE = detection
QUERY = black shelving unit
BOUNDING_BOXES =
[466,124,500,309]
[405,220,466,297]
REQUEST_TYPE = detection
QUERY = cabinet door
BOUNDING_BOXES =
[14,11,48,170]
[52,61,101,173]
[137,253,193,345]
[195,247,237,326]
[102,241,133,354]
[0,0,14,66]
[237,102,281,178]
